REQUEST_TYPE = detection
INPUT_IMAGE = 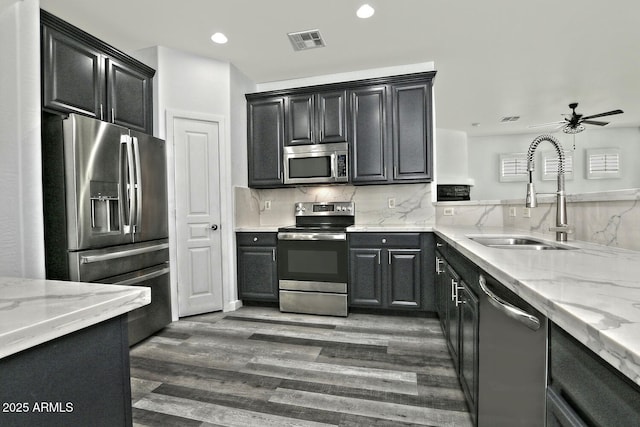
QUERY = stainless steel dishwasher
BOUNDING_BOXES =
[477,273,547,427]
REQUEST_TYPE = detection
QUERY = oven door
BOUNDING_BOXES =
[277,232,348,284]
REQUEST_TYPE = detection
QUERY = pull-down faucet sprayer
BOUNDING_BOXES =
[525,134,572,242]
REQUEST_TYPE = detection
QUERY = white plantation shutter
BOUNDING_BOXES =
[587,149,621,179]
[499,153,528,182]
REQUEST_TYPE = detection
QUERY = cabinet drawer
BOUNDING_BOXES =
[349,233,421,248]
[236,232,277,246]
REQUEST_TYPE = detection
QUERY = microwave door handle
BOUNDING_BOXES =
[331,153,337,181]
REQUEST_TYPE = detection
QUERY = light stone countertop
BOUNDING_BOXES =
[0,277,150,359]
[434,225,640,387]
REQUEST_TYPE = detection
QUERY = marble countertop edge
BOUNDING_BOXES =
[0,279,150,360]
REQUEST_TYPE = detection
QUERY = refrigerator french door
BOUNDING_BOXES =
[42,113,171,345]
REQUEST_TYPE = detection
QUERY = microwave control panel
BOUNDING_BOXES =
[337,154,348,178]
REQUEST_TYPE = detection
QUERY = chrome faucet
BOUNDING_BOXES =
[525,134,572,242]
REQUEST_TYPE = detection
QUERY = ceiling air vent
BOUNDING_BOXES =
[500,116,521,123]
[287,29,326,51]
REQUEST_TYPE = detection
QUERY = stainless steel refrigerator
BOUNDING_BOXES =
[42,113,171,345]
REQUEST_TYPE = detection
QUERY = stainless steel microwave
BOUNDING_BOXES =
[283,142,349,185]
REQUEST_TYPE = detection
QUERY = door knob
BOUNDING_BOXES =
[211,224,218,231]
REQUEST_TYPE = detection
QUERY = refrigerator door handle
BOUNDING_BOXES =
[110,265,170,286]
[132,135,143,235]
[80,242,169,264]
[121,134,136,235]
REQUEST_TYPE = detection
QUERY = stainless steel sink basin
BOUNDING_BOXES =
[466,235,575,250]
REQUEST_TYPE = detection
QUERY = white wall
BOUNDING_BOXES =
[0,0,45,278]
[468,127,640,200]
[230,63,255,188]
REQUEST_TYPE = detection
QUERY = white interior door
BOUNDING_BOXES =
[173,117,223,316]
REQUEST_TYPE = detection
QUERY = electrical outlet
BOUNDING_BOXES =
[264,200,271,210]
[388,198,396,209]
[523,207,531,218]
[443,207,455,216]
[509,207,517,217]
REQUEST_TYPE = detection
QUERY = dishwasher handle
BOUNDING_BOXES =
[479,274,541,331]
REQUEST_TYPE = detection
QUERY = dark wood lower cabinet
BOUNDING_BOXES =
[348,233,422,310]
[236,233,278,302]
[0,315,132,427]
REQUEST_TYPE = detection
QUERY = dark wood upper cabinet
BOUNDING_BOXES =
[247,96,285,188]
[246,71,436,188]
[287,94,315,145]
[391,82,433,181]
[41,10,155,134]
[106,58,153,132]
[41,24,104,119]
[350,85,388,183]
[286,90,347,145]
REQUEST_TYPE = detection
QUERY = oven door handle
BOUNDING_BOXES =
[277,232,347,241]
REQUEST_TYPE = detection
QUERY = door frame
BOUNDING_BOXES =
[166,109,240,320]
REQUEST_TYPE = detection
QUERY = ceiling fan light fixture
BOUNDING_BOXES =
[357,4,375,19]
[563,124,585,134]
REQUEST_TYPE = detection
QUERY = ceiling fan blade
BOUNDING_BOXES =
[527,120,565,129]
[581,109,624,120]
[582,120,609,126]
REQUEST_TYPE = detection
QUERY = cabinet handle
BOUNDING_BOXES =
[272,249,276,262]
[435,257,444,274]
[388,251,392,265]
[253,237,258,242]
[451,278,457,301]
[455,285,465,306]
[479,274,541,331]
[111,108,115,123]
[100,104,104,120]
[394,166,398,178]
[381,238,387,244]
[377,249,381,265]
[436,242,443,247]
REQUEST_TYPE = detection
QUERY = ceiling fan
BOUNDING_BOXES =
[530,102,624,134]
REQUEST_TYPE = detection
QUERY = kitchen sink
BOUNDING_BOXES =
[466,235,576,250]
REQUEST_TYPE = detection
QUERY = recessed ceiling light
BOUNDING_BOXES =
[356,4,375,19]
[211,32,228,44]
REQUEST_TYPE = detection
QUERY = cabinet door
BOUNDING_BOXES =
[349,248,383,307]
[391,82,433,182]
[459,283,478,422]
[42,25,104,118]
[388,249,421,308]
[106,58,153,133]
[237,246,278,301]
[247,97,285,187]
[317,90,347,143]
[287,94,315,145]
[350,86,388,183]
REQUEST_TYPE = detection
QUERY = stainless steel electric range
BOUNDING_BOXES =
[277,201,354,317]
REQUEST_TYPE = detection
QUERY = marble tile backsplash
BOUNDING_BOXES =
[435,188,640,252]
[234,184,436,227]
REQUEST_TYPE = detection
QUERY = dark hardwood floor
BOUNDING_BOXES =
[130,306,472,426]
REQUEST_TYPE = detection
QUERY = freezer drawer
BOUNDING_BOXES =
[68,239,169,282]
[102,263,171,345]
